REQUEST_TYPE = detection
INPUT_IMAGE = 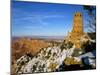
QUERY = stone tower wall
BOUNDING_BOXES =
[72,12,84,36]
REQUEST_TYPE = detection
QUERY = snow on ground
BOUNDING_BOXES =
[15,34,96,74]
[16,45,75,73]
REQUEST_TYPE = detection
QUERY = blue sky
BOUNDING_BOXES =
[12,1,94,37]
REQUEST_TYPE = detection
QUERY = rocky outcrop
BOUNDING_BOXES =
[12,36,96,74]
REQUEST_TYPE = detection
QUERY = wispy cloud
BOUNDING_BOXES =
[13,9,66,30]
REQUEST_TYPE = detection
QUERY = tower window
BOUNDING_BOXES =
[75,14,78,16]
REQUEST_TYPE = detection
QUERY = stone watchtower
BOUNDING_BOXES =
[72,12,84,36]
[65,12,85,48]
